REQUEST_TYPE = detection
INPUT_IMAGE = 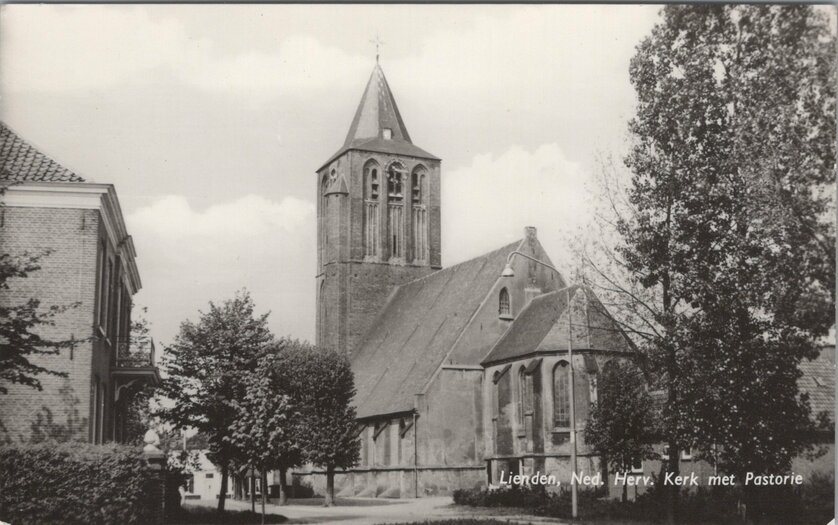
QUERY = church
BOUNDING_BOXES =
[294,60,636,498]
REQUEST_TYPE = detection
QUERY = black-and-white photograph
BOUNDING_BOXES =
[0,4,835,524]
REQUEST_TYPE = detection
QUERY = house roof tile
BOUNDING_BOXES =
[0,122,85,183]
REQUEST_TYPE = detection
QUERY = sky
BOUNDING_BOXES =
[0,4,662,346]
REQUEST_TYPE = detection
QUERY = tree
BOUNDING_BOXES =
[289,344,359,506]
[228,350,297,522]
[579,5,834,522]
[156,290,273,513]
[0,250,78,394]
[584,360,657,502]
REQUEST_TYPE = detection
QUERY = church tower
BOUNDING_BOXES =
[316,62,441,356]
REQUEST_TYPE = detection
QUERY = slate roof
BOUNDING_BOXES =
[482,286,634,365]
[799,344,835,423]
[0,121,85,183]
[320,63,438,170]
[351,240,521,419]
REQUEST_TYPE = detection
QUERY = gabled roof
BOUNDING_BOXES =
[351,240,522,419]
[319,63,438,170]
[799,345,835,424]
[482,286,634,365]
[0,121,85,183]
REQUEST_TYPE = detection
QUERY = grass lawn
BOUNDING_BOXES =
[377,521,535,525]
[171,505,287,524]
[279,496,408,506]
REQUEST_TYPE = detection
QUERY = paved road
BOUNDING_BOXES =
[187,496,564,524]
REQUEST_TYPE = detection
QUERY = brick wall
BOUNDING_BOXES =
[0,206,100,443]
[316,148,441,356]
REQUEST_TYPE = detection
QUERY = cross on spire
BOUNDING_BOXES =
[369,34,384,63]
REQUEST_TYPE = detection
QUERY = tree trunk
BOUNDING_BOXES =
[250,474,256,513]
[324,467,335,507]
[622,477,628,503]
[217,464,229,513]
[278,466,288,506]
[260,469,267,525]
[665,441,680,525]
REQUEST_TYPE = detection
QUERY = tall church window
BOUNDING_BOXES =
[553,361,571,428]
[411,166,428,262]
[319,173,329,265]
[387,162,406,259]
[363,161,380,257]
[517,367,527,425]
[499,288,511,317]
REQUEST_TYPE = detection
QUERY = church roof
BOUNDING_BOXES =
[319,63,438,170]
[0,121,85,183]
[481,286,634,365]
[351,240,522,419]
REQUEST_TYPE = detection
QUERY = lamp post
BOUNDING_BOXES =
[502,251,579,519]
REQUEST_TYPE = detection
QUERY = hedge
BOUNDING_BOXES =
[453,474,835,525]
[0,442,159,524]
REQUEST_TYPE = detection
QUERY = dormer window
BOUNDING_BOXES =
[499,287,511,318]
[382,128,392,140]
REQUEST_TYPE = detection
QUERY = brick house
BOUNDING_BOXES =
[0,121,159,444]
[298,62,835,499]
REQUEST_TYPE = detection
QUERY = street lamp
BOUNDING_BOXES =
[502,250,579,519]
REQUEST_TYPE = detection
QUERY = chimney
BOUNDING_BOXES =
[525,226,537,240]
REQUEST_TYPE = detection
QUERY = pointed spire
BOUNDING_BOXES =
[343,63,412,146]
[319,61,439,171]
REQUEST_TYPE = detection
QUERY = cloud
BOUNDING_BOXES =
[128,194,314,239]
[127,194,316,347]
[0,6,369,95]
[442,143,594,272]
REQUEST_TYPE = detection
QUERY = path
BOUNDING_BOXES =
[188,496,569,524]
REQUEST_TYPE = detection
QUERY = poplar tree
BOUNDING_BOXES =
[582,5,834,522]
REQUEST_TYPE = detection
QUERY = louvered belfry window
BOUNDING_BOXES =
[411,167,428,262]
[363,161,380,257]
[387,163,405,259]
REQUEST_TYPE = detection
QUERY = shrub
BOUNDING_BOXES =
[0,442,159,524]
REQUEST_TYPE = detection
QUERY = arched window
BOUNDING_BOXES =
[411,169,425,204]
[365,162,380,200]
[387,165,404,200]
[411,167,428,261]
[553,361,571,428]
[363,161,380,258]
[319,173,329,264]
[387,162,406,258]
[499,288,511,317]
[517,367,526,425]
[493,366,513,456]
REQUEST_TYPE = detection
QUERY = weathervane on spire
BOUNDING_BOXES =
[370,34,384,63]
